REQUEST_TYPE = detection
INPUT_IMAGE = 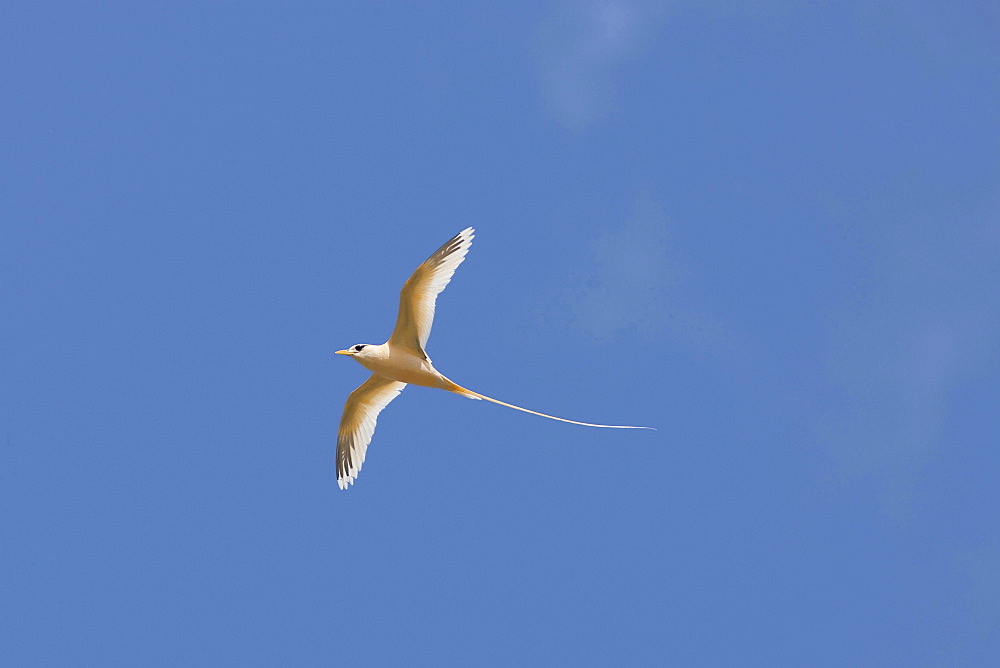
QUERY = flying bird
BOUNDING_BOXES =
[335,227,652,489]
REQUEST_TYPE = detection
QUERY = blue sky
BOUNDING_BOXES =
[3,1,999,664]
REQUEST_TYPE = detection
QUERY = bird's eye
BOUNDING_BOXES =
[354,345,365,352]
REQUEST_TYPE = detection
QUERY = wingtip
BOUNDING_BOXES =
[337,468,355,489]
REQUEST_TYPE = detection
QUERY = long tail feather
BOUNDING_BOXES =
[445,381,654,430]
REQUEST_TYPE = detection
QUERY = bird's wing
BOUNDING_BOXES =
[387,227,474,357]
[336,373,407,489]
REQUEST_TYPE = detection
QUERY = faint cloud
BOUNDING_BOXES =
[533,0,666,130]
[567,194,729,352]
[821,205,1000,516]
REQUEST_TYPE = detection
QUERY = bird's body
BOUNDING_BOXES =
[348,344,439,388]
[334,227,651,489]
[342,343,470,395]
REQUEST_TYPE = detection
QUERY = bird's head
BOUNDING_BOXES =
[336,343,374,359]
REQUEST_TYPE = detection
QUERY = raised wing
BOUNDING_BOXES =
[388,227,474,357]
[336,373,407,489]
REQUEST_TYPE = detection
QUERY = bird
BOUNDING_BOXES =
[334,227,653,489]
